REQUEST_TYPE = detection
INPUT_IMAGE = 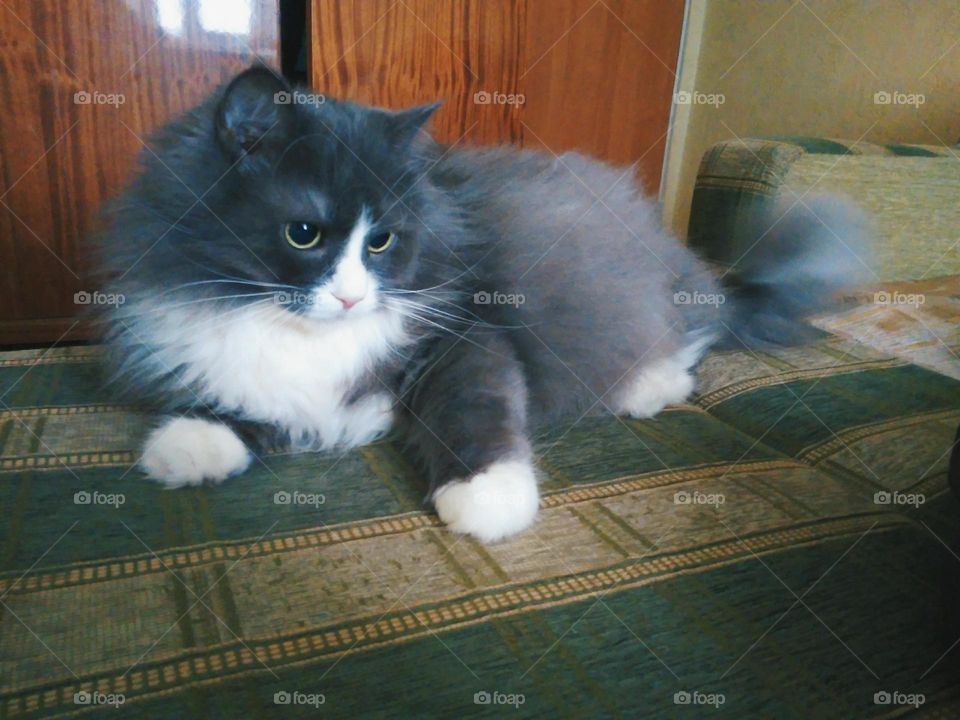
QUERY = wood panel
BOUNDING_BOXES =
[520,0,685,191]
[309,0,525,146]
[0,0,279,345]
[308,0,684,190]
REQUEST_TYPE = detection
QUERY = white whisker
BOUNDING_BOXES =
[121,292,278,317]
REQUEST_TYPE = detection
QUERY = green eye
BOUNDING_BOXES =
[368,231,396,254]
[284,222,322,250]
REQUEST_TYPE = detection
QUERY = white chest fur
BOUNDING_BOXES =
[139,302,410,448]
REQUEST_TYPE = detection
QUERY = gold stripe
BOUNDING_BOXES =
[798,408,960,463]
[0,404,130,420]
[6,514,902,718]
[539,459,803,508]
[0,459,800,595]
[696,358,905,408]
[0,351,101,368]
[693,176,778,194]
[0,437,327,473]
[0,451,136,471]
[0,428,400,474]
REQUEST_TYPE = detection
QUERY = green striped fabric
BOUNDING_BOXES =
[1,334,959,718]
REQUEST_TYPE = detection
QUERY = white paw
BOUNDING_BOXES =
[613,358,696,419]
[433,459,540,543]
[140,417,251,488]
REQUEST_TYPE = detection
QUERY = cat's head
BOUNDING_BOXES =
[118,66,454,323]
[218,67,446,320]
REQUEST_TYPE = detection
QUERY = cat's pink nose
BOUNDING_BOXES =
[334,293,363,310]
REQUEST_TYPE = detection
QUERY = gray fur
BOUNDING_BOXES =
[93,66,869,496]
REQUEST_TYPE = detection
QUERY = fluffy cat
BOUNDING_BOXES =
[94,67,868,542]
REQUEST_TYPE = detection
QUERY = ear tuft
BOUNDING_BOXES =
[387,102,442,147]
[216,66,292,159]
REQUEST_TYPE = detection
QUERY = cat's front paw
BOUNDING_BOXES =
[140,417,251,488]
[432,459,539,543]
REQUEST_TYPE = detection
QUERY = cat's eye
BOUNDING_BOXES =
[368,231,396,254]
[284,222,322,250]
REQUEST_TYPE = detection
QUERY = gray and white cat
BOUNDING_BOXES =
[95,67,867,542]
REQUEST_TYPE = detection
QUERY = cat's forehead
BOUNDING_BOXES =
[270,162,395,228]
[304,104,402,169]
[276,126,391,178]
[270,120,412,220]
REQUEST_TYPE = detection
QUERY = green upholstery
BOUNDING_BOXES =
[1,332,958,718]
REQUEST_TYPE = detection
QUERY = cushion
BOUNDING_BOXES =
[688,137,960,281]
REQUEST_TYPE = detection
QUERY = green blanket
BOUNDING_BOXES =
[1,333,959,718]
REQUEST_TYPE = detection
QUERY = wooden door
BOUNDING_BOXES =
[0,0,279,345]
[308,0,684,190]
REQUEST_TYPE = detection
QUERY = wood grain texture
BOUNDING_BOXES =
[520,0,685,191]
[310,0,525,146]
[0,0,279,345]
[309,0,684,189]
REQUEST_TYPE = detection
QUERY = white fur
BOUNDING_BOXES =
[140,417,251,487]
[309,210,377,319]
[135,302,409,453]
[612,338,710,418]
[433,459,540,543]
[335,391,395,449]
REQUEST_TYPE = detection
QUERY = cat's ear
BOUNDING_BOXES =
[215,66,293,161]
[387,102,441,148]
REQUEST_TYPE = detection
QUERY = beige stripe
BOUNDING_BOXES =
[0,451,136,471]
[540,459,803,507]
[0,404,130,420]
[693,176,777,194]
[0,434,320,473]
[0,351,101,368]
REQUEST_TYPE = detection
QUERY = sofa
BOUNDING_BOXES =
[1,137,958,718]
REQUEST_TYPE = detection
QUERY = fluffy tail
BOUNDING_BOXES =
[718,196,872,349]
